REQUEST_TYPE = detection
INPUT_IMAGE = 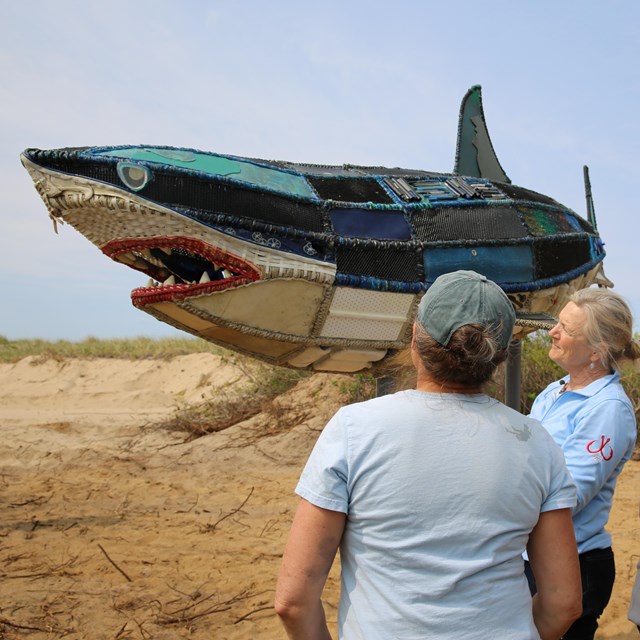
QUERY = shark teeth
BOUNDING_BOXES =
[144,269,235,288]
[136,249,165,269]
[118,245,242,289]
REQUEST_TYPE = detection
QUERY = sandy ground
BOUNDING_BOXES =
[0,354,638,639]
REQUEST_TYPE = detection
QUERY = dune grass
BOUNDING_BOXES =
[158,363,313,440]
[1,333,637,447]
[0,335,225,363]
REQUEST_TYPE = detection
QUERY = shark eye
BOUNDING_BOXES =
[117,162,152,191]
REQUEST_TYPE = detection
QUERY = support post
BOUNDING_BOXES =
[505,339,522,411]
[376,376,395,397]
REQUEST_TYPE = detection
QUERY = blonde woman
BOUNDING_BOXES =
[526,288,640,640]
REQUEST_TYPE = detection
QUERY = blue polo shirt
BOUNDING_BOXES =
[530,371,637,553]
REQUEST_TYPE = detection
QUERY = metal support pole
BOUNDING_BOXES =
[376,376,395,397]
[505,339,522,411]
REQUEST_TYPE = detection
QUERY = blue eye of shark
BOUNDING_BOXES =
[117,162,152,191]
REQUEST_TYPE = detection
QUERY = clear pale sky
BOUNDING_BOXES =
[2,0,638,340]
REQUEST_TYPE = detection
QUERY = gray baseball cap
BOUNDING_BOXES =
[417,270,516,349]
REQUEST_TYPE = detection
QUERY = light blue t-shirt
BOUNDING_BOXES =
[296,390,576,640]
[530,371,637,553]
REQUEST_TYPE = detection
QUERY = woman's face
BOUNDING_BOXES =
[548,302,595,373]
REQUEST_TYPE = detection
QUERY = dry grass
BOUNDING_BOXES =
[157,363,313,441]
[0,335,225,363]
[2,334,636,448]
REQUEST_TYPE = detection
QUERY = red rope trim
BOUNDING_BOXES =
[131,277,255,307]
[102,236,259,280]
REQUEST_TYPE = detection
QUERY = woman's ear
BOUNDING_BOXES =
[590,346,606,368]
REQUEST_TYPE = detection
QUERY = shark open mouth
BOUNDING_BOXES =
[102,236,259,307]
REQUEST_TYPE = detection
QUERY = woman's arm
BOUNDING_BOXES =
[275,499,346,640]
[557,399,635,513]
[527,508,582,639]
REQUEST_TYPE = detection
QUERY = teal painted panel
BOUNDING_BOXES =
[97,147,316,198]
[423,245,534,284]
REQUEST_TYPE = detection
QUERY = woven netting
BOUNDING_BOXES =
[534,239,592,280]
[412,205,527,242]
[336,245,421,281]
[496,183,559,207]
[308,177,394,204]
[519,206,582,236]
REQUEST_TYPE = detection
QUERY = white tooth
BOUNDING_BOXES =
[146,279,155,288]
[159,247,172,255]
[163,275,176,285]
[222,269,233,278]
[211,263,218,270]
[199,271,211,283]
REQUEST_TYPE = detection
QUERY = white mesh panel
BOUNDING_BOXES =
[320,289,416,341]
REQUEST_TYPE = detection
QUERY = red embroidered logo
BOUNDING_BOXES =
[586,436,613,461]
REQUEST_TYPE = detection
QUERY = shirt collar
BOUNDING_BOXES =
[565,370,620,397]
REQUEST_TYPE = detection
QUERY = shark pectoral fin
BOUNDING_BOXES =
[453,85,511,184]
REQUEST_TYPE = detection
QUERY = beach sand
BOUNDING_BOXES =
[0,354,637,639]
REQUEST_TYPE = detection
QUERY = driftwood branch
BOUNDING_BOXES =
[206,487,254,532]
[0,615,51,632]
[97,543,132,582]
[9,494,52,508]
[234,605,274,623]
[160,588,255,624]
[1,557,77,580]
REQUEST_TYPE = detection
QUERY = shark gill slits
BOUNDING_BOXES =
[116,162,152,192]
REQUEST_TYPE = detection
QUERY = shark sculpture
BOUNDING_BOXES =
[21,85,610,373]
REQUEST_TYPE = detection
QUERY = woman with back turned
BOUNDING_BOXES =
[526,288,640,640]
[275,270,582,640]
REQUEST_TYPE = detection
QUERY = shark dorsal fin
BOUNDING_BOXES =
[454,85,511,184]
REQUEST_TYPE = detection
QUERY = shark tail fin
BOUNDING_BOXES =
[454,85,511,184]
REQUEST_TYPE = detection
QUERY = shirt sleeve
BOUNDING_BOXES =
[562,397,636,514]
[295,410,350,514]
[540,427,578,513]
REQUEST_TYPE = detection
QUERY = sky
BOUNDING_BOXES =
[2,0,639,340]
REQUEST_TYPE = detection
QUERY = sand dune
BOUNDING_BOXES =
[0,355,637,639]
